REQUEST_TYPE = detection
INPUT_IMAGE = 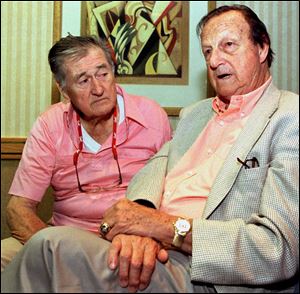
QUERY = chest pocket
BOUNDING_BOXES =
[216,165,269,219]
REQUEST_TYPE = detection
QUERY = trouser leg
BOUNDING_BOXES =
[1,226,213,293]
[1,237,23,271]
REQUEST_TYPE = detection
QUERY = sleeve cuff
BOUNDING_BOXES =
[134,199,156,209]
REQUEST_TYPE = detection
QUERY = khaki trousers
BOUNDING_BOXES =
[1,237,23,271]
[1,226,215,293]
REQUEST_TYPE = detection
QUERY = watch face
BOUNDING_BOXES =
[176,219,190,232]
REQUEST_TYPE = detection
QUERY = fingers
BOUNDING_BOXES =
[138,242,157,291]
[118,242,132,288]
[157,248,169,264]
[113,235,161,293]
[127,240,144,292]
[108,236,121,270]
[118,236,145,292]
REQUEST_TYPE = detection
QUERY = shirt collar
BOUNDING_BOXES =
[212,76,272,118]
[115,84,148,128]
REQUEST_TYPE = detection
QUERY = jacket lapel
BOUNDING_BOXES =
[202,83,281,219]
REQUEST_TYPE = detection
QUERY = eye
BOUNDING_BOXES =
[96,72,108,79]
[224,41,238,52]
[77,77,90,87]
[203,48,212,58]
[79,78,88,85]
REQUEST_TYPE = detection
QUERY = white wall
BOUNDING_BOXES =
[61,1,209,108]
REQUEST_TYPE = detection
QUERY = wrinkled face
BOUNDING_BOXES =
[201,11,269,101]
[60,47,117,120]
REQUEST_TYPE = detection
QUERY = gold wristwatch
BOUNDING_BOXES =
[172,218,191,248]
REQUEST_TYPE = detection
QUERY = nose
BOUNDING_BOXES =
[208,48,224,70]
[91,77,104,95]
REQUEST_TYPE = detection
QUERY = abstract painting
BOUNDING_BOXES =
[82,1,189,84]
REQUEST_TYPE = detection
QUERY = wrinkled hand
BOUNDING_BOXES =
[101,199,162,241]
[108,234,168,293]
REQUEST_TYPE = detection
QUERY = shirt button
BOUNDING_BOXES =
[241,112,245,117]
[165,191,172,197]
[219,120,224,126]
[187,171,193,176]
[208,148,213,155]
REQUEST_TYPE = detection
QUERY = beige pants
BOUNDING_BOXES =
[1,226,215,293]
[1,237,23,272]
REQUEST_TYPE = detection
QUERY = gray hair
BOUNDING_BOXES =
[48,34,115,88]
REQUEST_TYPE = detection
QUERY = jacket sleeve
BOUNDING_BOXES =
[126,142,170,208]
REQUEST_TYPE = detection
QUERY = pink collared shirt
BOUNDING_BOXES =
[9,85,172,233]
[160,78,272,218]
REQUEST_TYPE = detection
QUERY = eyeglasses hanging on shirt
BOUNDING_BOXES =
[73,107,122,193]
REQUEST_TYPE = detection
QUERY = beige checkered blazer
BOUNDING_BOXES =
[127,83,299,292]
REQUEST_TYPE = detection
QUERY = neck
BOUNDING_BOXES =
[80,108,118,145]
[220,70,271,106]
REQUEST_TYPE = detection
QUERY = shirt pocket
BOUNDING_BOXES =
[54,155,81,181]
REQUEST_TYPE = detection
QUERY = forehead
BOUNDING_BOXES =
[64,47,109,74]
[201,11,250,42]
[67,47,107,65]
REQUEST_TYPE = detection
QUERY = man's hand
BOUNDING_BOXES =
[101,199,176,242]
[108,234,168,293]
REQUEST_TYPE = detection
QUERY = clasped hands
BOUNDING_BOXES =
[100,199,169,293]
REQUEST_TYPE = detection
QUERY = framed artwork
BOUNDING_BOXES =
[81,1,189,85]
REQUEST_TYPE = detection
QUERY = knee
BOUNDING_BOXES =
[26,226,85,249]
[1,238,23,271]
[22,226,80,255]
[26,226,109,257]
[23,226,111,275]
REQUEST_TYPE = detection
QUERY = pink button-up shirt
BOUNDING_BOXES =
[9,85,172,233]
[160,78,272,218]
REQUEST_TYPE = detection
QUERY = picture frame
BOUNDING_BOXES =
[81,1,189,85]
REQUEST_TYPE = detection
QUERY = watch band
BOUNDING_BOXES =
[172,232,184,248]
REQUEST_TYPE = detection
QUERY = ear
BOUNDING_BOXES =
[259,43,269,64]
[56,81,70,101]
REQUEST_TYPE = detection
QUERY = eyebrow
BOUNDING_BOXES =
[201,44,212,49]
[74,64,109,81]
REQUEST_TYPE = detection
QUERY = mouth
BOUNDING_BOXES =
[217,73,232,80]
[91,97,108,105]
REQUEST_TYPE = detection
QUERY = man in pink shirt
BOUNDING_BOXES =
[1,35,172,270]
[2,5,298,293]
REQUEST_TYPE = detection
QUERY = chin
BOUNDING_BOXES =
[216,87,239,98]
[217,90,232,98]
[97,106,115,119]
